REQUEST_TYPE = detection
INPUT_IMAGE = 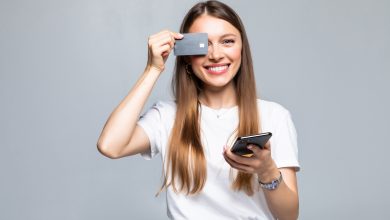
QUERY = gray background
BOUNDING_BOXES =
[1,0,389,219]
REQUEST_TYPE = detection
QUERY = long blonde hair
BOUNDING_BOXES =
[162,0,260,195]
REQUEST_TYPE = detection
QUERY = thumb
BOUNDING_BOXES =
[263,141,271,150]
[247,144,262,155]
[173,32,184,39]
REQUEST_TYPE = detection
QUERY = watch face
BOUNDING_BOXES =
[270,180,278,190]
[260,171,283,190]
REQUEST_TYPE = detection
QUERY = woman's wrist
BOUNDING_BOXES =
[256,162,280,183]
[144,64,163,76]
[145,63,164,73]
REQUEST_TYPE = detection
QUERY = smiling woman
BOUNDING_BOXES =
[189,15,242,89]
[97,1,300,219]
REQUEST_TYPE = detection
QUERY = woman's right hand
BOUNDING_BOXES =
[146,30,184,72]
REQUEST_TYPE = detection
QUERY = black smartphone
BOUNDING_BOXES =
[230,132,272,157]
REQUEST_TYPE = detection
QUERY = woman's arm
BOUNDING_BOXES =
[97,30,183,159]
[223,144,299,220]
[261,167,299,220]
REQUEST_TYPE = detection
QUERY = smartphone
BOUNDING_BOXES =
[230,132,272,157]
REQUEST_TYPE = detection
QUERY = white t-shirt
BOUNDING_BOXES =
[138,99,300,220]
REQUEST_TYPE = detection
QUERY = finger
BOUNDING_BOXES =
[167,32,183,51]
[156,44,171,56]
[162,49,172,60]
[225,147,255,166]
[151,35,174,49]
[168,35,175,50]
[247,144,262,157]
[223,153,234,167]
[149,31,173,45]
[149,30,180,42]
[150,34,172,48]
[168,32,182,48]
[151,29,170,38]
[148,31,168,47]
[172,32,184,40]
[224,150,262,173]
[157,34,174,46]
[264,141,271,150]
[224,154,253,173]
[149,45,171,63]
[222,145,228,154]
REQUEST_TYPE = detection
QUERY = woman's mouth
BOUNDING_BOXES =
[204,64,230,75]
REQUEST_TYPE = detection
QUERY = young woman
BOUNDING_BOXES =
[97,1,300,219]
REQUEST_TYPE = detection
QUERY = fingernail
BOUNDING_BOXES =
[222,145,227,154]
[247,145,252,149]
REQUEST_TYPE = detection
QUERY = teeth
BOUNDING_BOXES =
[208,65,228,72]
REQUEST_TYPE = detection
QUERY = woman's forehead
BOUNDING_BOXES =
[188,15,240,39]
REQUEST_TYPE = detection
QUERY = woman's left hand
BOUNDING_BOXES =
[223,142,280,182]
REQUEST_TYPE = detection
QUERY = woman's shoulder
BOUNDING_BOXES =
[154,99,176,108]
[257,99,290,117]
[150,99,177,114]
[140,100,176,122]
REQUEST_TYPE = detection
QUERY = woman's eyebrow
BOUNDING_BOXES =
[219,33,237,38]
[208,33,237,40]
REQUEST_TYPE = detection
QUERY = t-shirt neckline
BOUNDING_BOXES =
[200,104,238,119]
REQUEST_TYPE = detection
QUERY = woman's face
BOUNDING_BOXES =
[188,15,242,90]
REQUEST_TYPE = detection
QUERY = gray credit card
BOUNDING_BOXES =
[174,33,208,56]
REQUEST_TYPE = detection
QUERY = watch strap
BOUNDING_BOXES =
[258,171,283,190]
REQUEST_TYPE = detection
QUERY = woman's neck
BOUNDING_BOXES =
[199,82,237,109]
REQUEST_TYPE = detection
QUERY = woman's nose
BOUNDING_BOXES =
[208,43,223,61]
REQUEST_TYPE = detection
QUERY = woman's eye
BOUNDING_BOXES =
[222,39,235,45]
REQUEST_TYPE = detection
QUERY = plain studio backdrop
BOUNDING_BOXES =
[1,0,389,219]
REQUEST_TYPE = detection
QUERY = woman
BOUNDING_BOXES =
[97,1,300,219]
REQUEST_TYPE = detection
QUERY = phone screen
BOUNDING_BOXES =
[230,132,272,157]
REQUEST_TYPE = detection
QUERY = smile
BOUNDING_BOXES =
[204,64,230,75]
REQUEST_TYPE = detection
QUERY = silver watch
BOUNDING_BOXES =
[258,171,283,190]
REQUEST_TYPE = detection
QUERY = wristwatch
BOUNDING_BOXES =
[258,171,283,190]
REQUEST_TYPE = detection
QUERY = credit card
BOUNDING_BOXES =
[174,33,208,56]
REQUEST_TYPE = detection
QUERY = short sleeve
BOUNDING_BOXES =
[271,111,300,171]
[137,102,164,160]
